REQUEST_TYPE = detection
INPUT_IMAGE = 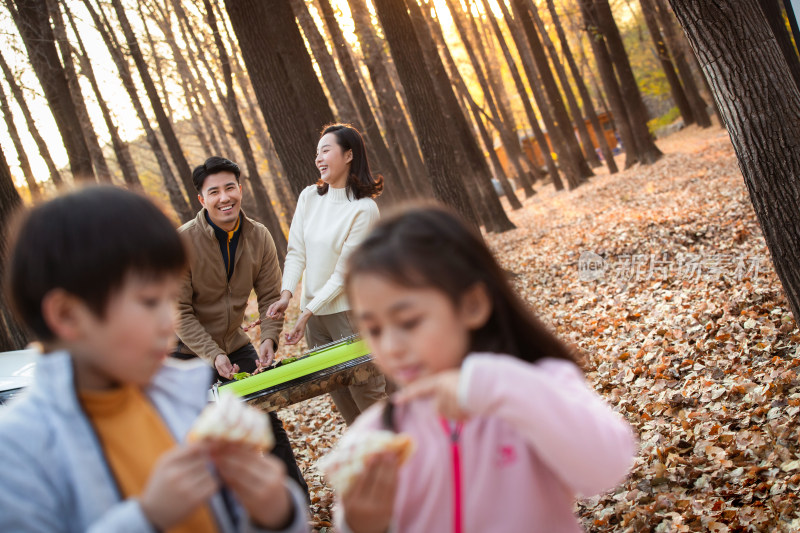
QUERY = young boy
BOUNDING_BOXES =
[0,186,309,533]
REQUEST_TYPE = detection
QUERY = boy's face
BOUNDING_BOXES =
[69,274,181,390]
[198,171,242,231]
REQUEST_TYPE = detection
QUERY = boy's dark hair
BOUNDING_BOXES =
[317,124,383,200]
[5,186,187,341]
[192,156,241,193]
[345,203,575,366]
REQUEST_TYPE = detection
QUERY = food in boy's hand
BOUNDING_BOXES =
[188,394,274,451]
[318,430,415,495]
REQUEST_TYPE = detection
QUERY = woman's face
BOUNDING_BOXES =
[316,132,353,189]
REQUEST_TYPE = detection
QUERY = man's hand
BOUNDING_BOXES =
[139,443,219,530]
[212,444,294,530]
[257,339,276,371]
[284,310,312,346]
[266,290,292,320]
[341,452,399,533]
[214,354,240,380]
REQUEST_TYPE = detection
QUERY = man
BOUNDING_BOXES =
[172,156,307,495]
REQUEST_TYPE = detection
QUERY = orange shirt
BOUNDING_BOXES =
[80,386,218,533]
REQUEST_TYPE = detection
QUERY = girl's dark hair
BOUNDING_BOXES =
[345,204,575,366]
[317,124,383,200]
[5,186,187,341]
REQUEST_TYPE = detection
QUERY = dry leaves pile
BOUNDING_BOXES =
[249,125,800,532]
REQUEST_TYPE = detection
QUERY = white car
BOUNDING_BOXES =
[0,349,38,405]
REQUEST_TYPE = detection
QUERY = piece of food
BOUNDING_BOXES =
[188,394,275,451]
[318,430,415,495]
[233,371,251,381]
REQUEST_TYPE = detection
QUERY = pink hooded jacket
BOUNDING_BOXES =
[334,354,637,533]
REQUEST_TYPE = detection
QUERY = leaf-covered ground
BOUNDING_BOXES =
[248,125,800,532]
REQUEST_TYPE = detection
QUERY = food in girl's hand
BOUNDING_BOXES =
[188,394,275,451]
[318,430,415,495]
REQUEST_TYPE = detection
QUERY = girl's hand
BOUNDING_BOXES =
[212,444,294,530]
[394,370,469,420]
[342,452,399,533]
[266,291,292,320]
[284,310,312,345]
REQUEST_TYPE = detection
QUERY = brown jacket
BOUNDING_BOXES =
[175,209,283,363]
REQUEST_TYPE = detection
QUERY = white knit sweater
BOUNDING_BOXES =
[281,184,380,315]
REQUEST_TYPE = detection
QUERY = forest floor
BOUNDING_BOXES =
[247,124,800,532]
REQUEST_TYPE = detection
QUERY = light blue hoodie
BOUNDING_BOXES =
[0,351,309,533]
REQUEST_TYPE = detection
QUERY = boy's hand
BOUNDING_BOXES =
[214,354,239,380]
[342,452,399,533]
[257,339,276,369]
[212,444,293,529]
[139,443,219,530]
[394,370,468,420]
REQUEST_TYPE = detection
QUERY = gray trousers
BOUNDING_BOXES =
[306,311,387,425]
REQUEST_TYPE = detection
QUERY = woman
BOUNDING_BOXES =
[267,124,388,425]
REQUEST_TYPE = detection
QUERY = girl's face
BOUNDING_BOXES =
[351,273,487,386]
[316,132,352,189]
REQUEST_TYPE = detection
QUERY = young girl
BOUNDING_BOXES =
[331,205,636,533]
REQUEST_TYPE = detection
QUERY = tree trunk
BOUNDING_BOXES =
[546,0,618,173]
[64,2,141,189]
[668,0,800,324]
[347,0,429,194]
[371,0,480,226]
[529,1,602,168]
[108,0,201,211]
[47,0,113,183]
[224,0,335,198]
[317,0,412,200]
[289,0,359,123]
[7,0,94,182]
[83,0,192,221]
[759,0,800,93]
[0,80,41,199]
[652,0,713,127]
[203,0,287,264]
[639,0,695,125]
[0,145,30,351]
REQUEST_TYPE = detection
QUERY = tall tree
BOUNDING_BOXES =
[668,0,800,323]
[545,0,618,173]
[0,51,61,187]
[83,0,192,220]
[225,0,336,198]
[0,145,30,351]
[7,0,94,181]
[64,2,141,189]
[0,79,41,199]
[108,0,201,211]
[204,0,287,263]
[639,0,695,125]
[371,0,478,226]
[46,0,112,183]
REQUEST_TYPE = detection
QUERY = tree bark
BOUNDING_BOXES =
[7,0,95,182]
[204,0,287,264]
[224,0,335,198]
[108,0,201,211]
[0,79,41,199]
[83,0,192,221]
[546,0,618,173]
[639,0,695,125]
[0,145,30,350]
[668,0,800,324]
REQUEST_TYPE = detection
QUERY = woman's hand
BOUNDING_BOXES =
[394,370,469,420]
[284,310,312,345]
[266,291,292,320]
[341,452,399,533]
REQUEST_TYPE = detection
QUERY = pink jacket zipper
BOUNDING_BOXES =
[440,418,463,533]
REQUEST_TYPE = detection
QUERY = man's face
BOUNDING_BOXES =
[198,171,242,231]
